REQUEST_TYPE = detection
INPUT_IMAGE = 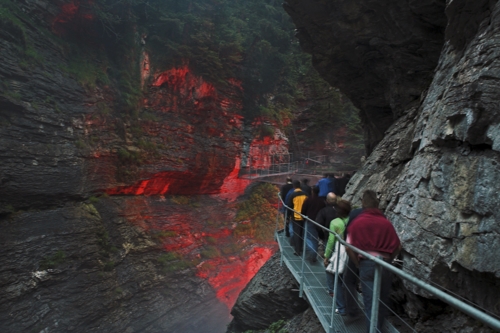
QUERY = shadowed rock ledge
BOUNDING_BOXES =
[227,253,310,333]
[283,0,447,154]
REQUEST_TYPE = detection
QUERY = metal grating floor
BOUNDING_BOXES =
[275,231,399,333]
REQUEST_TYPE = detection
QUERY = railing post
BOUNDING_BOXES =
[280,206,288,268]
[370,258,383,333]
[330,238,342,333]
[299,221,307,298]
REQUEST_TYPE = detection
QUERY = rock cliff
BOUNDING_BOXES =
[0,1,283,332]
[283,0,500,330]
[0,0,362,331]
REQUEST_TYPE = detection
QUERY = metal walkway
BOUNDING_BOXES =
[275,230,398,333]
[275,194,500,333]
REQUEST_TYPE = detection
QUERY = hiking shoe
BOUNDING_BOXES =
[343,313,362,325]
[335,308,346,316]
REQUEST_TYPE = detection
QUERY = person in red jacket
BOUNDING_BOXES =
[344,190,401,332]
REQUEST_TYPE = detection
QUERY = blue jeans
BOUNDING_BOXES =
[344,258,360,316]
[359,259,392,333]
[304,221,318,261]
[326,272,346,314]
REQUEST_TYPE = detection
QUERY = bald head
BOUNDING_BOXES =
[326,192,337,204]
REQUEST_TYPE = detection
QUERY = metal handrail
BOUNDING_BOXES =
[277,193,500,332]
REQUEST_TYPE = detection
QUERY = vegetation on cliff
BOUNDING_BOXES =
[0,0,363,160]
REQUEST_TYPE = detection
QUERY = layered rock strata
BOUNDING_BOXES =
[0,1,280,332]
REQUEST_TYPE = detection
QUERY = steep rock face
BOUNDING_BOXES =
[227,252,309,332]
[284,0,500,328]
[284,0,447,153]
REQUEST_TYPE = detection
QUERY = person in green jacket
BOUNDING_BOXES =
[323,199,351,315]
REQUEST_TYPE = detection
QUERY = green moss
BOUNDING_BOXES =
[117,148,142,164]
[205,236,217,244]
[103,261,115,271]
[257,124,275,138]
[61,56,110,90]
[97,103,112,116]
[200,246,220,259]
[220,243,243,255]
[0,1,44,68]
[199,262,215,272]
[157,252,195,273]
[234,183,279,241]
[171,196,190,205]
[3,90,21,101]
[141,111,159,122]
[158,252,181,263]
[96,229,118,256]
[3,204,15,213]
[268,320,288,333]
[75,140,86,149]
[153,230,177,239]
[40,250,66,270]
[137,139,157,152]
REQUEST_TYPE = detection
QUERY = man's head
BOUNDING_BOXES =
[336,199,352,218]
[326,192,337,204]
[293,180,301,189]
[286,176,292,183]
[361,190,379,209]
[301,178,309,185]
[312,185,320,196]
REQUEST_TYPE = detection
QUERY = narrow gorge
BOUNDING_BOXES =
[0,0,361,332]
[1,0,499,333]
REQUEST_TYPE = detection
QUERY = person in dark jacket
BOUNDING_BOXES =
[286,180,308,255]
[280,177,294,202]
[301,178,312,196]
[336,173,351,197]
[280,177,294,236]
[301,186,326,263]
[315,192,338,242]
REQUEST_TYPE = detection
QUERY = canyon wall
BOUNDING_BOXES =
[283,0,500,330]
[0,1,286,332]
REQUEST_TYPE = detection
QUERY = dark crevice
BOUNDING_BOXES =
[434,138,494,151]
[469,142,493,151]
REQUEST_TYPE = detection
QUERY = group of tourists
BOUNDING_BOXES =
[279,175,401,333]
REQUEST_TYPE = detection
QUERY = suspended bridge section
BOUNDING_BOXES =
[275,194,500,333]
